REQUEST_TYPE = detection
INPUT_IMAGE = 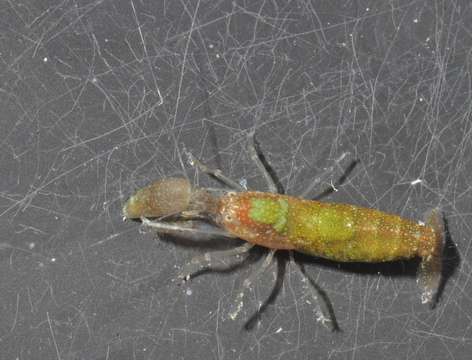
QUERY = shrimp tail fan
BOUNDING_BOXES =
[417,208,445,307]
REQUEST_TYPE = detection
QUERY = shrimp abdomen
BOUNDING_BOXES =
[288,200,428,262]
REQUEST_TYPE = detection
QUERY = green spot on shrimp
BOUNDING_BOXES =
[249,198,289,233]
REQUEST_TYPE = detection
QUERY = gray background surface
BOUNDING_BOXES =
[1,0,471,359]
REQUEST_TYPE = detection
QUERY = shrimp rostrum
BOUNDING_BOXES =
[123,134,445,329]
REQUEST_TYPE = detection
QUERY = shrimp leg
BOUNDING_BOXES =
[300,152,350,199]
[141,218,255,280]
[247,131,338,329]
[185,151,246,191]
[290,253,339,331]
[141,217,235,238]
[185,131,279,193]
[247,131,279,193]
[228,249,276,320]
[177,242,255,281]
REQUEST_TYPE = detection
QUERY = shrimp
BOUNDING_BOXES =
[123,133,445,328]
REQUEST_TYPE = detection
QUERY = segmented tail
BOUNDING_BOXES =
[417,208,445,307]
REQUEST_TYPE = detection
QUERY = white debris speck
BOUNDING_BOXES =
[28,242,35,250]
[239,178,247,189]
[50,257,56,262]
[330,181,338,192]
[228,299,243,320]
[43,57,48,62]
[185,151,195,166]
[216,53,220,59]
[316,313,330,324]
[209,44,214,49]
[275,327,283,333]
[410,179,422,185]
[186,288,192,296]
[421,289,432,304]
[413,18,418,23]
[138,227,147,235]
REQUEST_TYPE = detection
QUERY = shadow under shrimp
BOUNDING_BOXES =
[433,215,459,307]
[297,252,420,278]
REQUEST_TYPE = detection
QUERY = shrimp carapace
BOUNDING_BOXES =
[123,177,222,220]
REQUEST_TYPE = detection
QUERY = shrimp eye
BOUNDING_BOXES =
[225,214,233,222]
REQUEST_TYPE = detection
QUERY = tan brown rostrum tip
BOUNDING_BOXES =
[123,178,192,219]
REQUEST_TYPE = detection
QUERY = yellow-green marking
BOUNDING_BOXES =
[249,198,289,233]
